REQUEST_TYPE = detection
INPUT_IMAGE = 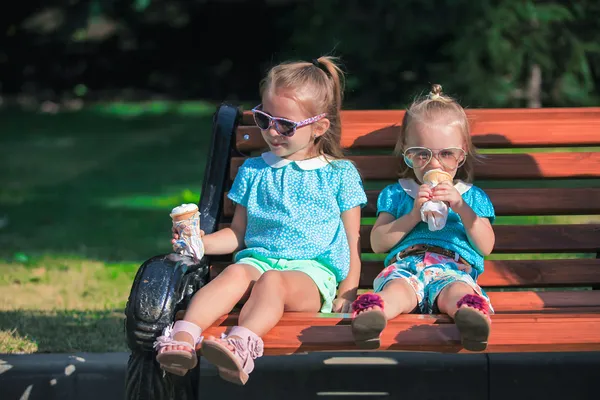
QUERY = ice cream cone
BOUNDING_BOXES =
[170,204,199,221]
[423,169,453,186]
[170,203,204,262]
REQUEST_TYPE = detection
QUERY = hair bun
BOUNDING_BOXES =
[430,84,443,99]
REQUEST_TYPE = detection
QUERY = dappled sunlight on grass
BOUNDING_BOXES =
[0,256,135,353]
[0,257,137,311]
[0,309,127,353]
[89,100,217,117]
[0,108,214,261]
[102,188,200,210]
[0,328,38,353]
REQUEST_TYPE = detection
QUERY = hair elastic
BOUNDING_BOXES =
[311,59,331,76]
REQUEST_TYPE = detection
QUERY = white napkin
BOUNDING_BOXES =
[420,199,448,231]
[172,214,205,262]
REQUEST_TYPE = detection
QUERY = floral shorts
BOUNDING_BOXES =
[373,252,493,314]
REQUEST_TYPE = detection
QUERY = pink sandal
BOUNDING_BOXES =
[154,320,202,376]
[351,293,387,349]
[454,294,492,351]
[201,326,264,385]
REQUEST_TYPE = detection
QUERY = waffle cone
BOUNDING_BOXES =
[171,210,198,222]
[423,169,453,186]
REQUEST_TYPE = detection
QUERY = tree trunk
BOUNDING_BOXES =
[526,64,542,108]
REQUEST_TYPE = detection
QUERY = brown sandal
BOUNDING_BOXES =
[351,293,387,349]
[454,294,492,351]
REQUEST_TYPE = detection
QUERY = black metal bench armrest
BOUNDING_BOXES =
[124,253,209,352]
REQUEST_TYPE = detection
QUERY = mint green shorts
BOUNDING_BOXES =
[237,256,337,313]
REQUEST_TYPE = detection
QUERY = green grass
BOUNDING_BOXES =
[0,104,216,353]
[0,106,214,260]
[0,257,136,353]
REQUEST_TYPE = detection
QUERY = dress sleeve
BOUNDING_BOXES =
[336,162,368,212]
[227,159,253,208]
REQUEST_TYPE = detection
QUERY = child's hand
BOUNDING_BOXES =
[432,181,464,209]
[332,297,353,313]
[410,184,433,218]
[171,228,178,244]
[171,227,205,246]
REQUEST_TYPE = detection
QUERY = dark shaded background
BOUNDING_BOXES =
[1,0,599,109]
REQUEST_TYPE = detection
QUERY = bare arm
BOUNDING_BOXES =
[336,206,362,307]
[370,184,432,253]
[201,204,248,255]
[453,202,495,256]
[432,182,495,256]
[370,211,420,253]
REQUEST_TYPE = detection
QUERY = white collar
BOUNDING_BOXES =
[398,178,472,199]
[261,151,331,170]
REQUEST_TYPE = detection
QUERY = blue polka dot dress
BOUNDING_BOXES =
[227,152,367,282]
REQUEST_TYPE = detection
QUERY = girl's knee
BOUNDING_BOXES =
[222,263,258,281]
[383,278,419,299]
[442,280,475,296]
[254,270,285,292]
[435,281,476,312]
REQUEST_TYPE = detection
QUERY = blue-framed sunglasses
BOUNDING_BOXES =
[251,104,326,137]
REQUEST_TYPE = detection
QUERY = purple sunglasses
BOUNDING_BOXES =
[251,104,326,137]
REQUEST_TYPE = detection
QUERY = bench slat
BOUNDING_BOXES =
[469,259,600,288]
[237,108,600,151]
[359,224,600,253]
[215,223,599,253]
[203,311,600,354]
[223,188,600,217]
[212,259,600,289]
[213,299,600,329]
[230,152,600,181]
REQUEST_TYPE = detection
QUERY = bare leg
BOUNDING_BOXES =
[354,278,418,320]
[376,278,419,319]
[238,269,321,336]
[200,270,320,385]
[436,281,475,318]
[166,263,261,350]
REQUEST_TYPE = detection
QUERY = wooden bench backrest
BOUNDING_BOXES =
[213,108,600,313]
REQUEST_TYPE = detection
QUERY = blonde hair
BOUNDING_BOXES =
[394,84,479,182]
[259,56,345,159]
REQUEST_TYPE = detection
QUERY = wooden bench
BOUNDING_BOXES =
[125,104,600,400]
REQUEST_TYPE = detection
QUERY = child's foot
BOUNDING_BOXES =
[201,326,264,386]
[351,293,387,349]
[454,294,491,352]
[154,320,202,376]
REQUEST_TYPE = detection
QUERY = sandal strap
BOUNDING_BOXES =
[223,326,264,374]
[153,321,203,350]
[153,338,195,351]
[227,326,264,359]
[172,320,203,344]
[352,293,384,314]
